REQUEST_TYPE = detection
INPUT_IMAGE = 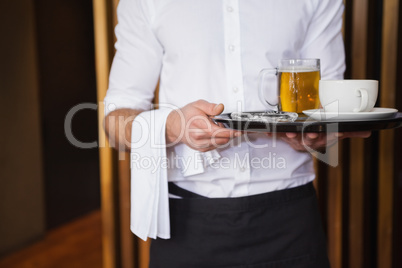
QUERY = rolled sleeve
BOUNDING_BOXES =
[104,0,163,115]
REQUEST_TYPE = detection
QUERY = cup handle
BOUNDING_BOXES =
[354,88,369,112]
[258,68,278,111]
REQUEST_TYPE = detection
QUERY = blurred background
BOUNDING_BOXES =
[0,0,402,268]
[0,0,101,267]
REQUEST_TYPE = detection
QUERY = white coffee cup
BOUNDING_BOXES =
[319,80,378,113]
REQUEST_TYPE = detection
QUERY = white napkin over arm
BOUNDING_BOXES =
[130,109,171,241]
[129,108,222,241]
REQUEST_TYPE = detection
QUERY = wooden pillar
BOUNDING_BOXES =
[349,0,369,267]
[93,0,118,267]
[378,1,399,267]
[326,145,346,268]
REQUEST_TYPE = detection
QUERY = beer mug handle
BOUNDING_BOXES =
[354,88,369,112]
[259,68,279,111]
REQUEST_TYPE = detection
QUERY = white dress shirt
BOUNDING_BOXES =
[104,0,346,240]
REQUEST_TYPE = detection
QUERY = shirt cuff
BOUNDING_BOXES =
[174,144,222,177]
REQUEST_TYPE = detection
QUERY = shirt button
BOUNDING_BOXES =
[240,166,246,172]
[232,87,239,93]
[228,45,235,52]
[227,6,234,12]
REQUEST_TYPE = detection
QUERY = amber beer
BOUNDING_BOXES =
[259,59,321,114]
[278,68,320,114]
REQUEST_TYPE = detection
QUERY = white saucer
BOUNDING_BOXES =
[302,107,398,121]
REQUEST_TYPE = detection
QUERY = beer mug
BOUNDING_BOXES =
[259,59,321,114]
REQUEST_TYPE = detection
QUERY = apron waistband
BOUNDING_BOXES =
[168,182,315,213]
[168,182,207,198]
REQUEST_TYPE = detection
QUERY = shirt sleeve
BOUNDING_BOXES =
[301,0,346,80]
[104,0,163,115]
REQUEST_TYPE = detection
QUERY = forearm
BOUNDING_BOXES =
[104,108,143,151]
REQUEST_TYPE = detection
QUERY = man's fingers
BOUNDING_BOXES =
[305,132,319,139]
[191,138,233,152]
[212,103,225,115]
[210,124,242,138]
[285,132,298,138]
[189,127,240,139]
[192,100,224,116]
[211,137,233,146]
[342,131,372,138]
[334,132,344,138]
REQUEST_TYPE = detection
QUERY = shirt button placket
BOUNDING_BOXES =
[223,0,244,101]
[224,0,250,196]
[233,149,250,196]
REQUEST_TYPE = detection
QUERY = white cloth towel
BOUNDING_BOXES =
[130,109,221,240]
[130,109,171,240]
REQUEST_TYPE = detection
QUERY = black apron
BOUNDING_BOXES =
[149,182,330,268]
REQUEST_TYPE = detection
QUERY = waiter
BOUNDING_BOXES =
[104,0,369,267]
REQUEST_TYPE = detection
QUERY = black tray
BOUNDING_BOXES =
[210,112,402,133]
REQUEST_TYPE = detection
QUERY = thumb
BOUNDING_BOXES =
[211,103,224,115]
[193,100,224,115]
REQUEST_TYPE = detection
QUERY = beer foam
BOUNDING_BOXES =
[279,66,319,72]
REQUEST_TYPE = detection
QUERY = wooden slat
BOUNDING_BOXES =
[109,2,137,267]
[92,0,117,267]
[351,0,369,79]
[138,240,151,268]
[348,139,364,268]
[326,145,344,268]
[378,130,394,268]
[348,0,369,267]
[378,1,399,267]
[118,154,135,268]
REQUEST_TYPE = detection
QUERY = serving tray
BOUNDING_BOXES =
[210,112,402,133]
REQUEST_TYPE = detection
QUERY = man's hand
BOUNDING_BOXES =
[166,100,242,152]
[268,131,372,152]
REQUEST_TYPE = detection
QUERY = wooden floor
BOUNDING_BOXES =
[0,210,102,268]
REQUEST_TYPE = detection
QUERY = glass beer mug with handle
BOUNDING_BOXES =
[259,59,321,116]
